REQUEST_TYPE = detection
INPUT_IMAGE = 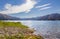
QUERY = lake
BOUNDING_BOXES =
[5,20,60,39]
[20,20,60,39]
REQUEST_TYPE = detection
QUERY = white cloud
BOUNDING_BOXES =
[35,3,51,8]
[35,3,51,10]
[0,0,37,14]
[39,6,51,10]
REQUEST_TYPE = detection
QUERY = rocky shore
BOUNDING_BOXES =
[0,21,43,39]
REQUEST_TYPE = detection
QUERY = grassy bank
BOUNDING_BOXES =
[0,21,43,39]
[0,21,28,29]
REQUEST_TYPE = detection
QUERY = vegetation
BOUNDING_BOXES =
[0,21,43,39]
[0,21,28,28]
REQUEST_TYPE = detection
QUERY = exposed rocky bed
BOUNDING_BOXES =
[0,27,34,37]
[0,27,43,39]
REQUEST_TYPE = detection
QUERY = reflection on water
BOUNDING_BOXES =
[21,20,60,39]
[21,21,60,34]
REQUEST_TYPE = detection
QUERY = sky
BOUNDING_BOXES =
[0,0,60,18]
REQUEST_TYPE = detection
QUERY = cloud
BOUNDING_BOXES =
[35,3,51,10]
[35,3,51,8]
[0,0,37,14]
[39,6,51,10]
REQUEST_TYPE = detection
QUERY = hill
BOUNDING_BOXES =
[22,13,60,20]
[0,14,20,20]
[39,13,60,20]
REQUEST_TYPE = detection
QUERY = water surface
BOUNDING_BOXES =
[21,21,60,35]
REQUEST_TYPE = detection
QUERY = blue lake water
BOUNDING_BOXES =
[20,21,60,35]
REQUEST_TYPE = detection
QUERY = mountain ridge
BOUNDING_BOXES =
[21,13,60,20]
[0,13,60,20]
[0,13,20,20]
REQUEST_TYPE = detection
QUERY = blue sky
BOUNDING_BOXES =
[0,0,60,18]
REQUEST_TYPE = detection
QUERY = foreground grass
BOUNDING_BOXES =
[0,21,28,29]
[0,21,43,39]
